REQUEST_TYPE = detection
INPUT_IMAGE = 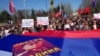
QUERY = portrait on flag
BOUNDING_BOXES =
[13,38,60,56]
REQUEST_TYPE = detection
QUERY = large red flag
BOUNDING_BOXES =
[9,0,16,14]
[78,8,83,15]
[84,6,91,14]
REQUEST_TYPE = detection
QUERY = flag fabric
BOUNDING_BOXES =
[91,0,96,8]
[0,50,12,56]
[0,30,100,56]
[78,7,91,15]
[84,6,91,14]
[59,4,62,16]
[54,4,63,18]
[9,0,16,14]
[78,8,83,15]
[54,12,59,18]
[13,38,60,56]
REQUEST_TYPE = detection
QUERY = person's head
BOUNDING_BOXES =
[23,28,28,31]
[93,20,96,24]
[41,26,45,31]
[1,26,5,31]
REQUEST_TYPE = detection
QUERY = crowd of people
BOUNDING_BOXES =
[0,15,100,38]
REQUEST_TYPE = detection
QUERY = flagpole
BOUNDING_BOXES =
[9,0,16,25]
[45,0,47,11]
[60,0,62,17]
[23,0,27,19]
[45,0,48,16]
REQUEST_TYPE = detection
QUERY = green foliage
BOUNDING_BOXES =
[94,0,100,13]
[31,9,36,20]
[41,11,48,16]
[63,3,73,16]
[0,10,11,23]
[17,10,24,19]
[53,4,64,13]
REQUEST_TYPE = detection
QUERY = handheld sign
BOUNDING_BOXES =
[22,19,34,27]
[37,17,49,25]
[93,13,100,19]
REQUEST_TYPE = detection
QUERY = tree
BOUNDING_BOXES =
[80,0,91,8]
[41,10,48,16]
[80,0,100,13]
[0,10,11,23]
[53,6,59,13]
[12,14,18,24]
[94,0,100,13]
[63,3,73,16]
[53,4,64,13]
[16,10,24,19]
[31,9,36,20]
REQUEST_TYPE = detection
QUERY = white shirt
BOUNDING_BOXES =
[64,24,70,29]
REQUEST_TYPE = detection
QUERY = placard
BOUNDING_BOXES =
[93,13,100,19]
[37,17,49,25]
[22,19,34,27]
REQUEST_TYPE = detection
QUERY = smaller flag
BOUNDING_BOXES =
[59,4,62,16]
[9,0,16,14]
[54,4,63,18]
[59,4,63,17]
[91,0,96,8]
[54,12,59,18]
